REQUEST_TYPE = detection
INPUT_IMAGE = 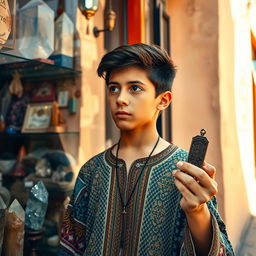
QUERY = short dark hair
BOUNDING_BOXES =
[97,43,177,96]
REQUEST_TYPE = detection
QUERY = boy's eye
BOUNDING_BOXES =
[130,85,142,92]
[109,86,119,93]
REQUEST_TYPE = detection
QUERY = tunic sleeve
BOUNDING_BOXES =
[59,164,92,256]
[180,197,235,256]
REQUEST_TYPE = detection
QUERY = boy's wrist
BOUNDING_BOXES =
[185,203,211,222]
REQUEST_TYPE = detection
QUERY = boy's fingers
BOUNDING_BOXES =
[173,169,217,199]
[173,178,210,210]
[173,170,201,192]
[176,161,211,188]
[173,178,196,202]
[202,161,216,179]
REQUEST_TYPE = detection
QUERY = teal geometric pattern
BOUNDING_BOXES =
[138,148,188,256]
[83,152,112,255]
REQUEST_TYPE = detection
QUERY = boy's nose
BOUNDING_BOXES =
[116,90,129,105]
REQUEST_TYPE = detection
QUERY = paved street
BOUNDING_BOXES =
[237,216,256,255]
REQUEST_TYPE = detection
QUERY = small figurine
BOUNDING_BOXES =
[48,101,66,132]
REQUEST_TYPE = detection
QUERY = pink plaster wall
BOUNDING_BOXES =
[167,0,225,217]
[167,0,252,248]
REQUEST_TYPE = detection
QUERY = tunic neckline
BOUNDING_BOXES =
[107,143,178,168]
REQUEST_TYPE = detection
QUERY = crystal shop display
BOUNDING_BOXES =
[0,196,7,255]
[25,181,48,230]
[18,0,54,59]
[3,199,25,256]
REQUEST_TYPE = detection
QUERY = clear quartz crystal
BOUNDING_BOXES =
[53,12,74,56]
[9,199,25,222]
[0,196,7,255]
[4,199,25,256]
[18,0,54,59]
[25,181,48,230]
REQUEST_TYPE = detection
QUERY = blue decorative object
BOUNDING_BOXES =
[49,54,73,68]
[68,98,77,114]
[5,127,17,134]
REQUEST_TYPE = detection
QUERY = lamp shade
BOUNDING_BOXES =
[79,0,99,20]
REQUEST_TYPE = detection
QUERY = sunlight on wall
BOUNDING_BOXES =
[231,0,256,215]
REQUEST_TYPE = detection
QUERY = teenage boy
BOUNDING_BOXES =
[59,44,234,256]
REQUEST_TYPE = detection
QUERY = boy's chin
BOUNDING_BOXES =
[115,123,134,131]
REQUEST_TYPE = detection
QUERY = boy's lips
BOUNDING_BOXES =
[115,111,131,118]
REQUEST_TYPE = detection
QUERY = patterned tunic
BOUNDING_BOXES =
[59,144,234,256]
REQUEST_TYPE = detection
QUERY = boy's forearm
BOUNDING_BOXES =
[185,204,213,256]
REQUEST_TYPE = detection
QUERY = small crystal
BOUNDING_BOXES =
[3,199,25,255]
[25,181,48,230]
[0,196,7,255]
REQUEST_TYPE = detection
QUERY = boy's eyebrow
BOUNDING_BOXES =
[107,81,119,86]
[127,81,146,85]
[107,81,146,86]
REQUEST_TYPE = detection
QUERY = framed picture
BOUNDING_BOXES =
[57,90,69,108]
[31,82,55,102]
[22,102,53,133]
[0,0,16,50]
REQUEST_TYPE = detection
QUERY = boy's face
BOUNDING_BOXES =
[107,66,164,131]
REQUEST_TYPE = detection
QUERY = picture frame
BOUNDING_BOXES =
[57,90,69,108]
[31,82,55,103]
[22,102,53,133]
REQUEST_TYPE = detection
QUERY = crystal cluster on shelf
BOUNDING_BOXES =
[18,0,54,59]
[25,181,48,230]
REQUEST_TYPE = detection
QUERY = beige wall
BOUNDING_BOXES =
[77,1,106,167]
[167,0,224,217]
[219,0,254,248]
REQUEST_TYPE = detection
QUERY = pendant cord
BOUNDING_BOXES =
[116,136,160,249]
[115,136,160,212]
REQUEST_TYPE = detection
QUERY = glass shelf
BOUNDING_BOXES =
[0,131,80,163]
[0,52,81,81]
[0,131,80,137]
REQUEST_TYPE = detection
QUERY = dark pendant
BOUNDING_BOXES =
[122,207,127,215]
[120,207,126,248]
[187,129,209,168]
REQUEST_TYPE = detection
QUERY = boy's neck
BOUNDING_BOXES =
[119,128,159,149]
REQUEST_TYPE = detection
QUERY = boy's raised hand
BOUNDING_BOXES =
[172,161,217,214]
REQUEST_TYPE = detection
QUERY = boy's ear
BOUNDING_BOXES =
[157,91,172,110]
